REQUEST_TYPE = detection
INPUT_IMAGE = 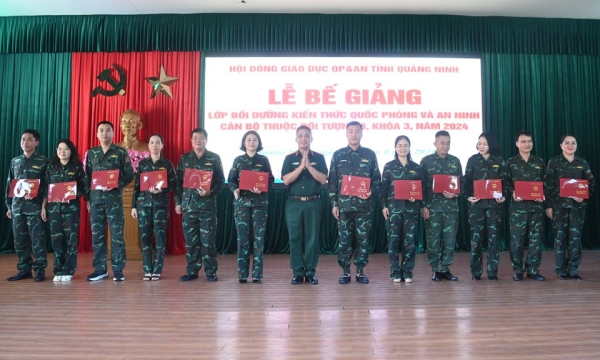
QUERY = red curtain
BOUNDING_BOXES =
[70,51,200,255]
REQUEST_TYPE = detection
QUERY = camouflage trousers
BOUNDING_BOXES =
[90,203,126,272]
[235,206,267,280]
[182,211,218,276]
[468,208,502,277]
[337,210,372,274]
[509,211,543,274]
[385,212,418,279]
[48,211,80,276]
[138,206,168,274]
[285,198,322,277]
[552,208,585,276]
[12,212,47,273]
[425,212,458,272]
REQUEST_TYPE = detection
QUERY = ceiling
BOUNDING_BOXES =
[2,0,600,19]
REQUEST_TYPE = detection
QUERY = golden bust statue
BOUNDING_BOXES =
[116,109,149,152]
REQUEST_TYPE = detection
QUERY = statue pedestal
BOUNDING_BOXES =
[107,182,142,260]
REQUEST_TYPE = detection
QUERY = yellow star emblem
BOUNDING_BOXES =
[146,65,179,99]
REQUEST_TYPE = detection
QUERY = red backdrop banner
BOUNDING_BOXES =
[70,51,201,255]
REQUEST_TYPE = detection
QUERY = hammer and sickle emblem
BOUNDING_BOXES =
[90,64,127,97]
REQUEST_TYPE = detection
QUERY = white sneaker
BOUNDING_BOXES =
[392,277,402,283]
[404,277,413,283]
[53,275,62,282]
[61,275,73,281]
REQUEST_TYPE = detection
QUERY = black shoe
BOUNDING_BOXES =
[442,271,458,281]
[339,274,351,284]
[488,275,498,281]
[239,278,247,283]
[472,275,481,281]
[513,273,523,281]
[180,274,199,281]
[527,273,545,281]
[305,275,319,285]
[113,271,125,282]
[7,270,32,281]
[291,275,304,285]
[558,273,569,280]
[34,272,46,282]
[207,274,218,282]
[431,272,442,282]
[87,270,108,281]
[252,278,261,283]
[356,274,369,284]
[570,274,583,280]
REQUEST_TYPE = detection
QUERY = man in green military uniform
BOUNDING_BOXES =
[5,129,48,282]
[84,121,135,282]
[175,128,225,282]
[329,121,381,284]
[282,125,328,285]
[420,130,464,282]
[505,130,546,281]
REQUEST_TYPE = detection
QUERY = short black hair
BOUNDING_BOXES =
[191,128,208,139]
[435,130,450,139]
[22,129,40,141]
[240,130,264,152]
[296,125,312,135]
[97,121,114,131]
[515,130,532,142]
[560,133,576,144]
[346,121,362,129]
[477,132,502,156]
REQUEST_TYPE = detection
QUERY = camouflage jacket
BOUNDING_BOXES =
[419,153,464,213]
[505,154,546,213]
[328,145,381,213]
[464,153,507,209]
[379,159,422,214]
[44,161,85,213]
[174,150,225,213]
[5,152,48,215]
[281,150,328,197]
[545,154,595,210]
[84,144,134,204]
[228,153,274,208]
[132,156,177,209]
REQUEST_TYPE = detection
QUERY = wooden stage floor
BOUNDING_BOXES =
[1,250,600,359]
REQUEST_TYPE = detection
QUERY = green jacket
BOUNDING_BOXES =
[505,154,546,213]
[228,153,275,208]
[464,153,507,209]
[84,144,135,204]
[44,161,85,213]
[281,150,328,197]
[419,153,464,213]
[5,152,48,215]
[328,145,381,213]
[132,156,177,209]
[545,154,595,210]
[379,158,422,214]
[174,150,225,213]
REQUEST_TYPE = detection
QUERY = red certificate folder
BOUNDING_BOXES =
[340,175,371,196]
[559,178,589,199]
[239,170,269,192]
[48,181,77,202]
[183,169,212,190]
[432,174,460,194]
[140,170,168,191]
[474,179,503,199]
[92,170,119,190]
[514,181,544,201]
[394,180,423,200]
[8,179,40,198]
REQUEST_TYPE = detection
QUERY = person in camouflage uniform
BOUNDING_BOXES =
[42,139,85,282]
[379,135,421,283]
[132,134,177,280]
[175,128,225,282]
[329,121,381,284]
[84,121,135,282]
[5,129,48,282]
[505,130,546,281]
[420,130,464,282]
[464,132,507,281]
[544,134,595,280]
[281,126,328,285]
[228,130,274,283]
